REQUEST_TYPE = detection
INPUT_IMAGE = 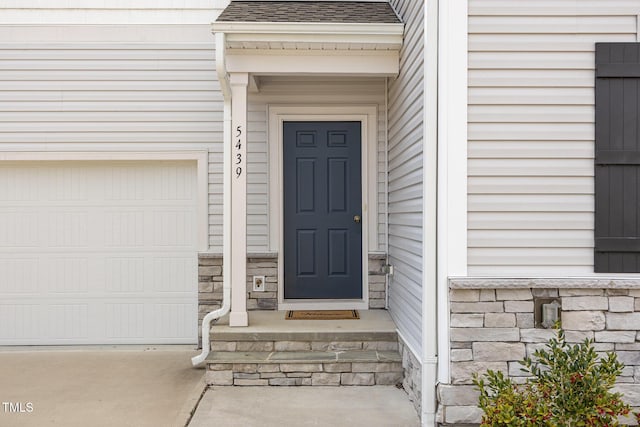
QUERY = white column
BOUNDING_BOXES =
[229,72,249,327]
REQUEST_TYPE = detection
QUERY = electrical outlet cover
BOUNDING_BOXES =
[252,275,265,292]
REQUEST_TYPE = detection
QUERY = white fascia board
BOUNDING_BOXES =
[212,21,404,47]
[225,51,399,76]
[212,21,403,36]
[226,32,402,47]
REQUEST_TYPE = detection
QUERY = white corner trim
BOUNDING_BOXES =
[267,105,378,310]
[0,150,209,252]
[422,0,439,425]
[439,2,468,278]
[436,0,468,386]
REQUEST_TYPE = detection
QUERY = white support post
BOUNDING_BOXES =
[229,72,249,327]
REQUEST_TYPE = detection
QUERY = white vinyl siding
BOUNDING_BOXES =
[467,0,639,276]
[387,0,424,354]
[247,76,387,253]
[0,1,224,25]
[0,41,225,250]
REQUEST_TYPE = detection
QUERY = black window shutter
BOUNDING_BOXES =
[595,43,640,272]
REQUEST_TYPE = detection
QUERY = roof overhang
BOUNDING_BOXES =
[212,18,403,77]
[212,21,404,51]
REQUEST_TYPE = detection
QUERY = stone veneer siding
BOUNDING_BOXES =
[437,279,640,426]
[207,361,403,387]
[198,253,388,339]
[399,334,422,417]
[368,253,388,308]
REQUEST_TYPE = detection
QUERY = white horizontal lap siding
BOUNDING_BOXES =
[248,77,386,253]
[467,0,638,276]
[0,1,225,25]
[247,106,269,252]
[387,0,423,354]
[0,42,224,250]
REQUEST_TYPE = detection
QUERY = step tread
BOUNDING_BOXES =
[209,331,398,342]
[205,349,402,365]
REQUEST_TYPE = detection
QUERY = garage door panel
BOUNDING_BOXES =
[45,257,89,294]
[103,210,146,247]
[49,304,90,341]
[104,257,146,293]
[44,166,89,202]
[0,258,38,293]
[0,166,41,202]
[154,303,196,340]
[0,211,39,246]
[46,211,90,248]
[152,210,197,247]
[153,257,196,292]
[149,164,196,201]
[0,304,40,341]
[104,303,145,340]
[105,166,146,201]
[0,161,198,345]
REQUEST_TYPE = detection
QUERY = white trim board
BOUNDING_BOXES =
[267,105,378,310]
[226,52,399,77]
[0,150,209,252]
[435,0,468,386]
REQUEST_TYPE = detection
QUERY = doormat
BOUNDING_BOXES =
[286,310,360,320]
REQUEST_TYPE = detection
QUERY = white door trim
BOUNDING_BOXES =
[0,150,209,252]
[268,105,377,310]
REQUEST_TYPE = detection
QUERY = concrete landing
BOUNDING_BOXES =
[211,310,397,335]
[188,386,420,427]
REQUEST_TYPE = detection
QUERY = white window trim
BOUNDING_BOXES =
[267,105,378,310]
[0,150,209,252]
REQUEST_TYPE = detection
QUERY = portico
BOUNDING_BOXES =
[209,1,404,326]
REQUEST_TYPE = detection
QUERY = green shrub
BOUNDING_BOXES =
[473,327,634,426]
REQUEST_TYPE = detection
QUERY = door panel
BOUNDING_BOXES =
[283,122,362,299]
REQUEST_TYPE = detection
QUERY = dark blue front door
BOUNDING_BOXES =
[283,121,362,299]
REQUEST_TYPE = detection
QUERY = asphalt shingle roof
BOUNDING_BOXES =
[216,1,401,24]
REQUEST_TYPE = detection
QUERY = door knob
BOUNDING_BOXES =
[354,215,361,224]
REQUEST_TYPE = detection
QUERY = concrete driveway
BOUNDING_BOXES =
[0,347,205,427]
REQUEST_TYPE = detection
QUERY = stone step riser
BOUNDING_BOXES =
[206,361,403,386]
[210,340,399,352]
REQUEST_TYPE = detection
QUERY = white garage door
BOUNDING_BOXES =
[0,161,199,345]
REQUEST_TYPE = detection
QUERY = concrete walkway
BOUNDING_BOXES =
[0,347,205,427]
[188,386,420,427]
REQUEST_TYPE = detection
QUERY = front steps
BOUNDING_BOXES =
[204,311,404,387]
